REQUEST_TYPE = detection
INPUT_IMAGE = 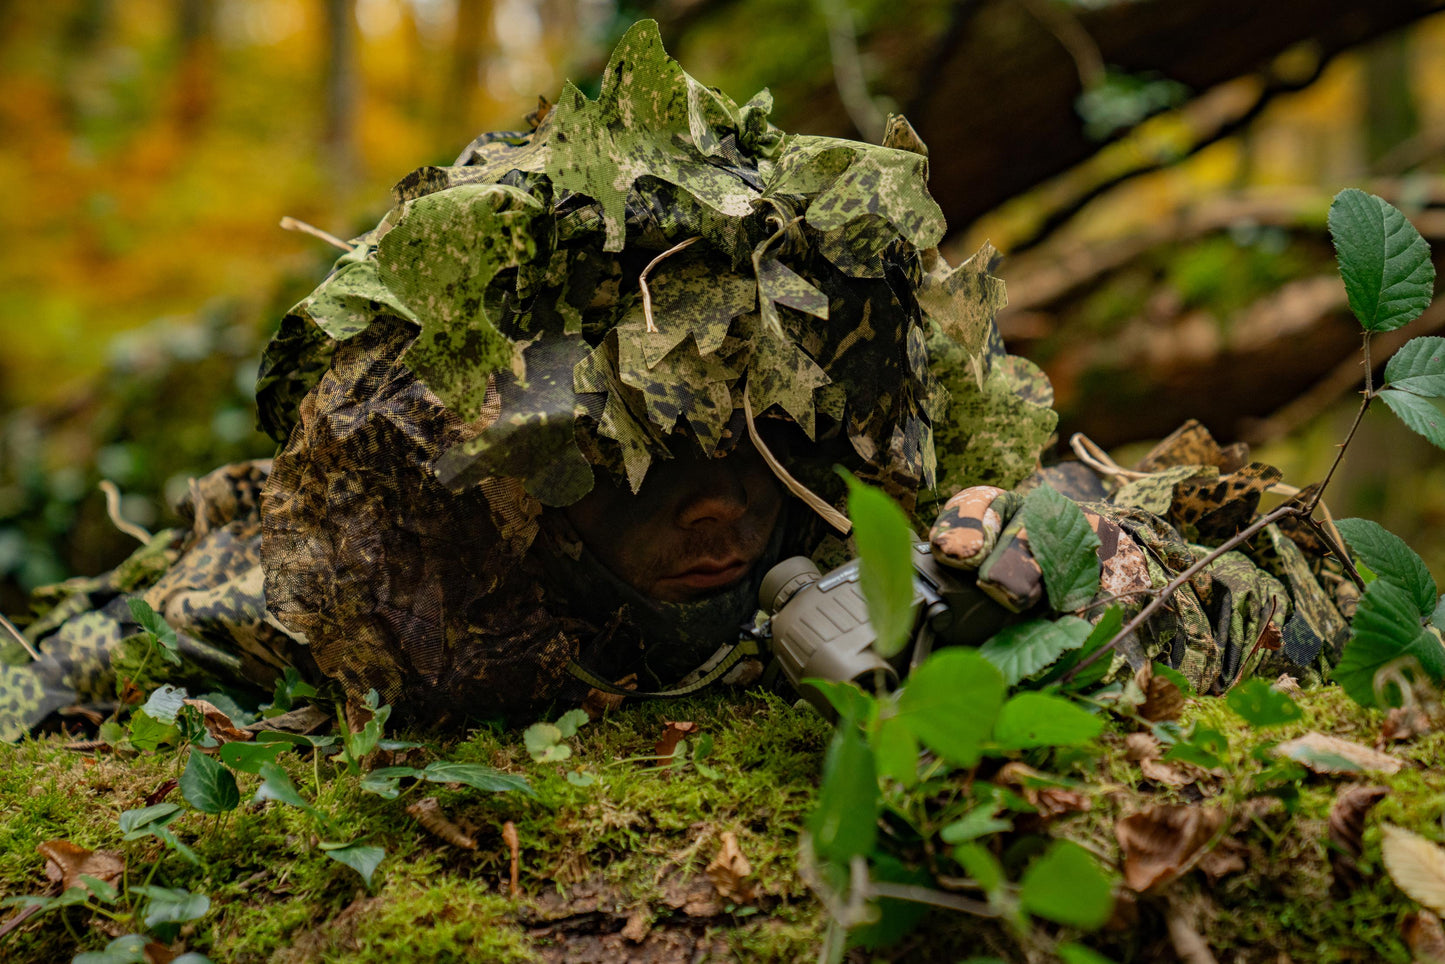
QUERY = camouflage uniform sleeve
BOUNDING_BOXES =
[261,316,581,726]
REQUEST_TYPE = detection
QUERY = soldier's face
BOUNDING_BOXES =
[564,434,785,603]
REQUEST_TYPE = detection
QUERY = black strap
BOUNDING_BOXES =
[566,637,764,698]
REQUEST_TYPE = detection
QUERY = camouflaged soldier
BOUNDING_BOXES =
[0,21,1350,739]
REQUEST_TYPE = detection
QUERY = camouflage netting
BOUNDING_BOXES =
[256,21,1055,722]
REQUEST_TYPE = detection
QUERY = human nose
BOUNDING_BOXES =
[674,465,749,529]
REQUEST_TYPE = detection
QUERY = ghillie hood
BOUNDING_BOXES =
[256,19,1012,518]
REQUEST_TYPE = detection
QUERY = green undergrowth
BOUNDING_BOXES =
[1,684,1442,962]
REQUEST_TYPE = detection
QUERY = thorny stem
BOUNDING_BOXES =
[1304,332,1374,517]
[1307,516,1366,590]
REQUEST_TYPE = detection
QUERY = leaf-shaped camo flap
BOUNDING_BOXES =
[644,256,756,364]
[1329,189,1435,333]
[1384,336,1445,397]
[618,326,737,454]
[746,326,830,440]
[1134,419,1250,473]
[574,332,668,492]
[1383,824,1445,916]
[757,259,829,319]
[917,242,1007,359]
[804,146,946,250]
[1169,462,1282,542]
[1112,465,1213,515]
[380,184,543,420]
[300,258,419,342]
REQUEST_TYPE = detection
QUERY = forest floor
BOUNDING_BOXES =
[0,685,1439,963]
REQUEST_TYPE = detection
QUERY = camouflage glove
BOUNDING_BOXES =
[929,484,1153,614]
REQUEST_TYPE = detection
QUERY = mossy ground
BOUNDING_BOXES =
[0,686,1439,962]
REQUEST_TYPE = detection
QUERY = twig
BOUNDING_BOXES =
[639,236,700,333]
[1063,503,1301,682]
[817,0,886,141]
[1303,333,1374,515]
[279,216,354,252]
[867,880,1000,917]
[0,611,40,662]
[1014,0,1103,90]
[99,479,152,544]
[1307,517,1366,590]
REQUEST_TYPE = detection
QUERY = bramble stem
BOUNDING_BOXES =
[1305,332,1373,515]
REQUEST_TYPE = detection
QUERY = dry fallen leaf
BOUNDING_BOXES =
[242,704,329,734]
[145,778,179,808]
[1404,910,1445,963]
[1328,785,1389,895]
[1125,732,1161,762]
[182,698,252,743]
[1254,620,1283,652]
[654,721,700,767]
[406,797,476,850]
[1115,805,1226,891]
[705,832,756,903]
[1275,732,1404,775]
[1382,824,1445,916]
[37,839,125,891]
[503,821,521,897]
[1136,665,1185,723]
[1380,705,1434,747]
[1273,673,1302,695]
[1196,840,1246,884]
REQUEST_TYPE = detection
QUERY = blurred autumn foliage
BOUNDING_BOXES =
[5,0,1445,608]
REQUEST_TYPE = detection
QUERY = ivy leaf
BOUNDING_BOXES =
[218,741,289,775]
[872,715,919,788]
[940,806,1012,844]
[179,749,239,814]
[118,803,181,840]
[897,650,1006,767]
[140,685,188,725]
[1328,188,1435,333]
[1225,678,1304,729]
[993,692,1103,749]
[554,709,591,739]
[1336,517,1438,615]
[128,710,180,752]
[1019,839,1116,930]
[321,842,386,889]
[359,766,421,800]
[1384,336,1445,397]
[1336,579,1445,707]
[254,762,324,821]
[1019,484,1102,611]
[807,722,878,865]
[422,761,534,796]
[1379,389,1445,451]
[127,598,180,664]
[842,472,918,658]
[978,616,1093,685]
[131,885,210,927]
[73,934,152,964]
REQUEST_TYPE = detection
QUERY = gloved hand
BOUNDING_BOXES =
[929,484,1153,614]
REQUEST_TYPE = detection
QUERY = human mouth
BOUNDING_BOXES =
[661,558,751,592]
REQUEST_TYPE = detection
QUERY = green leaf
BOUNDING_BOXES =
[842,472,918,658]
[323,843,386,888]
[897,650,1006,767]
[1057,944,1118,964]
[978,616,1093,685]
[98,720,127,748]
[805,679,875,723]
[422,761,534,796]
[940,806,1012,844]
[1384,336,1445,397]
[1152,662,1196,698]
[807,723,878,865]
[1380,388,1445,450]
[1225,678,1303,728]
[1019,839,1115,930]
[1164,725,1229,769]
[554,708,591,739]
[118,802,181,840]
[132,885,210,927]
[523,722,571,763]
[566,769,599,787]
[993,692,1103,749]
[1043,606,1124,690]
[1335,517,1438,615]
[265,666,317,715]
[76,874,118,904]
[952,842,1004,894]
[872,715,919,788]
[252,730,337,749]
[74,934,151,964]
[127,709,180,752]
[1328,188,1435,333]
[1019,484,1102,611]
[1433,595,1445,634]
[254,762,324,820]
[359,766,421,800]
[219,740,289,775]
[1336,578,1445,707]
[140,684,188,724]
[179,749,239,814]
